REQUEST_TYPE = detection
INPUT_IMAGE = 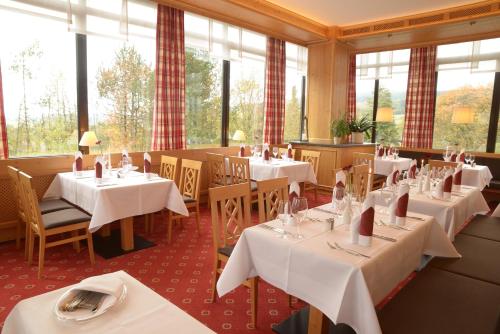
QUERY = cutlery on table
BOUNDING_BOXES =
[378,220,412,231]
[330,241,371,258]
[312,207,336,215]
[373,234,397,242]
[259,224,296,238]
[407,215,424,221]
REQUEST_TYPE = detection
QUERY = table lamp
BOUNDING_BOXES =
[79,131,100,153]
[376,107,393,123]
[232,130,246,142]
[451,107,474,124]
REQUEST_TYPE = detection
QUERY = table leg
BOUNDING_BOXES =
[307,306,329,334]
[120,217,134,251]
[99,225,111,237]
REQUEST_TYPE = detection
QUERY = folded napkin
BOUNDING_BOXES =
[456,149,465,163]
[263,143,270,161]
[453,164,462,192]
[289,181,300,202]
[443,170,453,200]
[386,168,400,187]
[334,170,346,200]
[74,151,83,172]
[395,183,409,226]
[377,146,384,157]
[55,274,125,321]
[358,194,375,247]
[287,144,293,159]
[239,144,245,157]
[450,151,457,162]
[424,173,431,192]
[408,159,417,179]
[144,152,152,174]
[433,178,444,199]
[387,145,393,156]
[95,157,104,179]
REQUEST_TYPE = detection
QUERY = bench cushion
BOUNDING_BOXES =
[460,215,500,242]
[218,246,234,258]
[39,198,74,214]
[42,208,91,229]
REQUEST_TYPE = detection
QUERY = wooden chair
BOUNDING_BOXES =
[7,166,74,256]
[18,171,95,279]
[279,147,296,160]
[352,164,370,202]
[353,152,384,190]
[256,177,289,224]
[227,156,258,203]
[166,159,203,244]
[300,150,321,200]
[159,155,180,184]
[429,159,458,170]
[208,183,258,328]
[206,153,229,188]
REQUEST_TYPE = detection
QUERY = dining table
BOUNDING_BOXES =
[371,183,490,241]
[461,164,493,190]
[43,170,189,251]
[374,157,412,176]
[217,202,459,334]
[2,270,215,334]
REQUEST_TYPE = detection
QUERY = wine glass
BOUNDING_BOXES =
[251,145,256,157]
[255,145,262,158]
[394,148,399,159]
[291,197,308,239]
[464,153,471,165]
[272,147,279,159]
[277,200,291,239]
[470,154,475,166]
[332,187,345,215]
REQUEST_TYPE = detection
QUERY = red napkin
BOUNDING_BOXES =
[95,161,103,179]
[458,152,465,162]
[75,152,83,172]
[378,146,384,157]
[334,170,346,200]
[359,195,375,244]
[450,153,457,162]
[287,145,293,159]
[453,167,462,185]
[264,148,270,161]
[144,152,151,173]
[289,182,300,202]
[240,145,245,157]
[443,173,453,193]
[392,169,400,185]
[408,163,417,179]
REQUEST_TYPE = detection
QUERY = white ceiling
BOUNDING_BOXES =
[267,0,482,26]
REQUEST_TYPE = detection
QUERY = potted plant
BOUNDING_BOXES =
[330,117,351,144]
[348,115,374,144]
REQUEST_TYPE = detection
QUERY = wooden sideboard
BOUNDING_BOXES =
[291,140,375,189]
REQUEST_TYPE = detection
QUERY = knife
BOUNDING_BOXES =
[259,224,295,237]
[373,234,397,242]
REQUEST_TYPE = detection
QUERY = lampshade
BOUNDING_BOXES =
[451,107,474,124]
[232,130,246,141]
[79,131,99,147]
[376,107,393,122]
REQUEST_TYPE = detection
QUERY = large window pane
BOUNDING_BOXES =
[87,35,155,153]
[433,69,494,151]
[377,72,408,145]
[0,9,77,157]
[185,49,222,148]
[284,43,307,143]
[229,57,265,145]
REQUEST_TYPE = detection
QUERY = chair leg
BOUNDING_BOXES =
[87,230,95,265]
[71,231,81,253]
[38,236,46,279]
[195,204,201,235]
[249,277,258,328]
[210,259,219,303]
[28,229,35,266]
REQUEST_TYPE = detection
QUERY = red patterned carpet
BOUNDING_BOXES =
[0,192,411,333]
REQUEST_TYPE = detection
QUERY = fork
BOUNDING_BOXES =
[334,242,371,258]
[378,220,412,231]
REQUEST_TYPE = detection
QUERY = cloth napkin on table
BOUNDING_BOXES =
[289,182,300,202]
[433,178,444,199]
[450,151,457,162]
[443,170,453,200]
[387,145,393,156]
[239,144,245,157]
[263,143,270,161]
[386,168,400,187]
[456,149,465,163]
[453,164,463,192]
[287,144,293,159]
[144,152,152,174]
[358,193,375,247]
[95,157,104,179]
[333,170,346,200]
[377,146,384,158]
[395,183,410,226]
[74,151,83,172]
[408,159,417,179]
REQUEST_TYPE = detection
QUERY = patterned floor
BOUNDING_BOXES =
[0,192,335,333]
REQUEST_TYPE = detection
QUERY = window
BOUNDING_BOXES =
[356,49,409,145]
[284,43,307,143]
[433,39,499,151]
[0,5,77,157]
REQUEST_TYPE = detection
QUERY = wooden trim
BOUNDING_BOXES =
[399,147,500,159]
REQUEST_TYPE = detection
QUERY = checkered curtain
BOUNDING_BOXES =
[347,54,356,122]
[151,5,186,150]
[263,37,286,145]
[0,62,8,159]
[402,46,437,148]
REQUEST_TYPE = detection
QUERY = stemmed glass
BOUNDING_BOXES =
[394,148,399,159]
[465,153,471,165]
[470,154,475,166]
[272,147,279,159]
[255,145,262,158]
[332,188,346,215]
[291,197,308,239]
[251,145,256,157]
[277,200,291,239]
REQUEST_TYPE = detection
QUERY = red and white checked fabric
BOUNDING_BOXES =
[347,54,356,122]
[263,37,286,145]
[402,46,437,148]
[0,62,8,159]
[151,5,186,150]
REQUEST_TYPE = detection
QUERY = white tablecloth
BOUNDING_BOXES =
[2,271,215,334]
[217,204,459,334]
[372,185,489,241]
[44,171,188,232]
[374,157,412,176]
[462,164,493,190]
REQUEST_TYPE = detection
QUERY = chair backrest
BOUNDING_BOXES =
[353,152,374,170]
[256,177,289,224]
[7,166,25,222]
[228,156,251,185]
[18,171,44,236]
[353,164,370,202]
[206,153,228,188]
[279,147,296,160]
[300,150,321,176]
[209,183,251,250]
[429,159,458,170]
[179,159,203,201]
[160,155,180,184]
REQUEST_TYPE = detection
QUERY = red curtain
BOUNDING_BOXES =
[151,5,186,150]
[0,62,8,159]
[347,54,356,122]
[263,37,286,145]
[402,46,437,148]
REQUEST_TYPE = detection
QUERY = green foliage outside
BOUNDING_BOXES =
[283,86,301,142]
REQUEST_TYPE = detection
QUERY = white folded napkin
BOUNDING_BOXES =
[386,168,400,187]
[289,181,300,202]
[452,163,463,192]
[263,143,270,161]
[358,194,375,247]
[287,144,293,159]
[333,170,346,201]
[456,149,465,163]
[395,183,410,226]
[433,179,444,199]
[144,152,152,177]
